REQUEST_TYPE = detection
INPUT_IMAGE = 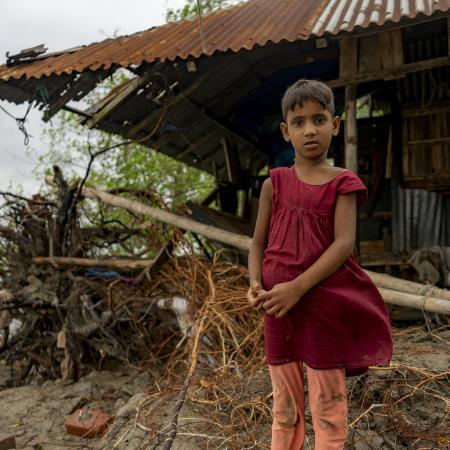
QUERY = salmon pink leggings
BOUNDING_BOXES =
[269,362,347,450]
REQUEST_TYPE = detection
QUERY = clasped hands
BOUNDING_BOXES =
[246,279,304,318]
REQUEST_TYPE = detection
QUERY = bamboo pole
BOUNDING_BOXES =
[365,270,450,302]
[32,256,154,270]
[45,179,450,315]
[344,84,358,172]
[379,288,450,315]
[82,184,253,251]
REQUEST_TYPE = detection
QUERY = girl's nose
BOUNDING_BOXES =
[304,123,317,136]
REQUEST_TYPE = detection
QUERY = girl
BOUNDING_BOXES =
[247,79,392,450]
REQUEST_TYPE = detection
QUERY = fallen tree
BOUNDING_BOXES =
[32,256,154,270]
[51,180,450,315]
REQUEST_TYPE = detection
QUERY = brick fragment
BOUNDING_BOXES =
[0,434,16,450]
[64,408,112,438]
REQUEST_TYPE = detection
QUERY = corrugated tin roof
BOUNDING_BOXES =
[1,0,448,81]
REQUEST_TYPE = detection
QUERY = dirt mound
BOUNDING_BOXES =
[1,326,449,449]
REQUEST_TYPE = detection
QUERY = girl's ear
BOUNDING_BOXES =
[280,122,290,142]
[332,116,340,136]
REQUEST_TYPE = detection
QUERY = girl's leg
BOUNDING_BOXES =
[269,362,305,450]
[306,366,347,450]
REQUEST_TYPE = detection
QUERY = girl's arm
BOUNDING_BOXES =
[259,192,357,317]
[247,178,272,307]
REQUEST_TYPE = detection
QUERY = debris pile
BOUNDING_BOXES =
[0,169,449,449]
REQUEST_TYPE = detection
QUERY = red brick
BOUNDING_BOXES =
[0,434,16,450]
[64,408,112,438]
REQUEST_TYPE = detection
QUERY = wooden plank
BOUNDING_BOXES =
[359,34,380,74]
[327,56,450,88]
[221,137,241,185]
[32,256,153,269]
[86,71,155,129]
[62,104,93,119]
[360,240,385,254]
[448,16,450,57]
[126,70,213,138]
[402,103,450,117]
[443,111,449,173]
[379,30,403,73]
[407,137,450,145]
[359,212,392,220]
[344,85,358,172]
[0,81,33,103]
[339,38,358,79]
[360,256,411,267]
[148,240,174,279]
[43,70,112,122]
[181,94,257,150]
[385,125,393,178]
[402,117,409,176]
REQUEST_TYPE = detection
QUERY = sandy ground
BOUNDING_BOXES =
[0,326,449,450]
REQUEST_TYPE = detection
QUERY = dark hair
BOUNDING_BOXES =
[281,79,335,121]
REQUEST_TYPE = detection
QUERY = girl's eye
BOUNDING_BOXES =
[315,117,326,124]
[295,120,304,126]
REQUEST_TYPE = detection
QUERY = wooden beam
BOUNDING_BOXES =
[327,56,450,88]
[125,70,214,138]
[146,94,259,163]
[45,178,254,250]
[43,177,450,316]
[448,16,450,57]
[359,35,380,74]
[379,288,450,315]
[32,256,153,270]
[221,137,241,185]
[339,38,358,79]
[180,94,255,150]
[43,70,112,122]
[62,104,93,119]
[344,85,358,172]
[0,81,33,103]
[86,70,156,129]
[148,240,174,279]
[379,29,403,72]
[366,269,450,301]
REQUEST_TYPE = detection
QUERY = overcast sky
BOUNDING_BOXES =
[0,0,187,195]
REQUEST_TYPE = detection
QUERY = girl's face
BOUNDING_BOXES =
[280,100,340,162]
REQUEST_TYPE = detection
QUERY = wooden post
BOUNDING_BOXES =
[344,84,358,172]
[344,84,359,257]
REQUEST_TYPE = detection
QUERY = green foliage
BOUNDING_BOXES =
[166,0,233,22]
[38,70,214,211]
[35,69,215,260]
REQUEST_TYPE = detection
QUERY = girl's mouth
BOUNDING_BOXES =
[304,141,319,149]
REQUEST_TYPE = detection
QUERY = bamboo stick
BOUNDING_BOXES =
[365,270,450,302]
[32,256,153,270]
[379,288,450,315]
[45,179,450,314]
[63,181,253,251]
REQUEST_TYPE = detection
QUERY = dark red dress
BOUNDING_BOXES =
[262,166,392,373]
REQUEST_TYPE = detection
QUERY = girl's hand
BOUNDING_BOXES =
[257,281,304,318]
[247,279,264,309]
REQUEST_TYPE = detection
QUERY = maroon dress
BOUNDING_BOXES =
[262,166,392,374]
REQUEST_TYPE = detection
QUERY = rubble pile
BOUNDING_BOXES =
[0,171,449,449]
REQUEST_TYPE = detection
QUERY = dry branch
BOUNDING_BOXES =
[32,256,154,270]
[378,287,450,315]
[46,180,450,315]
[46,177,252,251]
[366,269,450,301]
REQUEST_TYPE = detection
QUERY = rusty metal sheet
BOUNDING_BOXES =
[0,0,448,81]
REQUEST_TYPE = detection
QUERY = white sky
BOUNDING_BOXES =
[0,0,187,195]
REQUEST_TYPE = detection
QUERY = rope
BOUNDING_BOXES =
[0,83,49,146]
[0,101,33,145]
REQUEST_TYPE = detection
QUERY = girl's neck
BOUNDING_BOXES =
[293,156,329,170]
